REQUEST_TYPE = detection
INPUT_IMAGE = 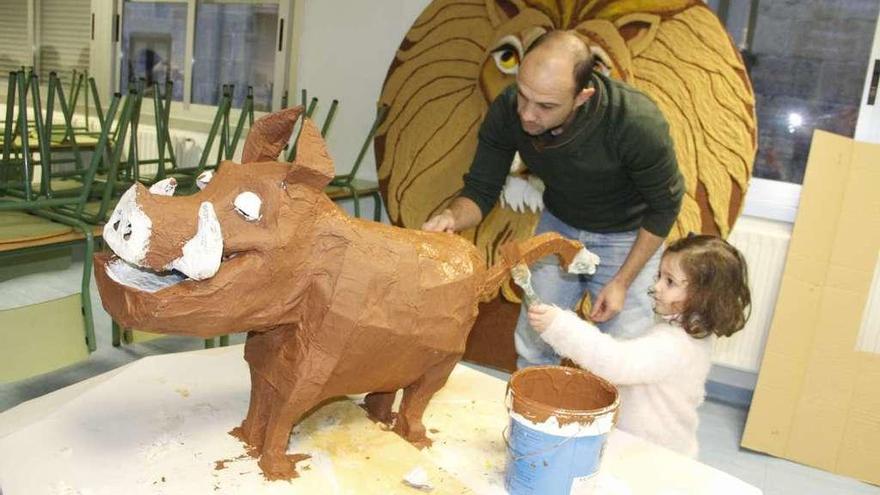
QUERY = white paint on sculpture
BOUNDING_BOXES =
[103,185,153,266]
[167,202,224,280]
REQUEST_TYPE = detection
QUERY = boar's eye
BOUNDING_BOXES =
[234,191,262,221]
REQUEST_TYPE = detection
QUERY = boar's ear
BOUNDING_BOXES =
[286,117,334,190]
[241,106,305,163]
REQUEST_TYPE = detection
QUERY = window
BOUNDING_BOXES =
[708,0,880,185]
[119,2,187,100]
[0,0,90,87]
[0,0,30,77]
[192,3,278,111]
[118,0,287,111]
[39,0,92,86]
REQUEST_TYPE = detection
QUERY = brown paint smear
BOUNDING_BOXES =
[509,366,618,426]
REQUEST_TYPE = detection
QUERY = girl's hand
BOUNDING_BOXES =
[527,304,561,334]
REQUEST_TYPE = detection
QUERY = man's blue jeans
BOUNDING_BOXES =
[514,210,661,369]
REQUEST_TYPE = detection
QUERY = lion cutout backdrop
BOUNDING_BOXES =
[374,0,757,370]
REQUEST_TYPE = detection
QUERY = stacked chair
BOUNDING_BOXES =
[324,103,387,221]
[0,71,257,377]
[1,70,99,381]
[282,89,386,221]
[105,81,254,347]
[1,75,387,380]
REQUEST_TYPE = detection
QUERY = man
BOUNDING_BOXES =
[423,30,683,368]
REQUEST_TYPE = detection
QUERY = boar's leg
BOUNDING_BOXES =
[393,354,460,449]
[256,385,326,480]
[256,350,334,480]
[363,390,398,425]
[234,328,288,455]
[231,370,274,454]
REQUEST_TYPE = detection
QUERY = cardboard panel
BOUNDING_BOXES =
[742,131,880,485]
[856,254,880,354]
[837,354,880,481]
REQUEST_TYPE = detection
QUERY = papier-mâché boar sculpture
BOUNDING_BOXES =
[94,106,598,479]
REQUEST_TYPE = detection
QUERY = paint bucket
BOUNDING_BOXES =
[504,365,619,495]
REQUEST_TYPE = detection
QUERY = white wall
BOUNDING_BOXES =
[855,12,880,143]
[294,0,430,182]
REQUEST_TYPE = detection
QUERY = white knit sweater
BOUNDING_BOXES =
[540,310,714,458]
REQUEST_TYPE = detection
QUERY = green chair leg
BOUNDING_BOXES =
[370,191,383,222]
[350,186,361,218]
[112,320,122,347]
[32,209,96,351]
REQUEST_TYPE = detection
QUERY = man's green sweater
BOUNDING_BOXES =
[460,72,684,237]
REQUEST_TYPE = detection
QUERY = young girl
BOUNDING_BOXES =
[527,234,750,458]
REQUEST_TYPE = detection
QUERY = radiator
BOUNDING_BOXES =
[712,217,792,372]
[122,124,249,175]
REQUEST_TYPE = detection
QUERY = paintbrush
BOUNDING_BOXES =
[510,263,542,308]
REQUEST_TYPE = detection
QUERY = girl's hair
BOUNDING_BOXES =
[664,235,751,338]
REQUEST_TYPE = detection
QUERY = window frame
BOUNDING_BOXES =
[104,0,292,125]
[711,0,880,223]
[22,0,874,222]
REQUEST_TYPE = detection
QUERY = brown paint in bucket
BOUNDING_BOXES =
[505,365,619,494]
[509,365,618,425]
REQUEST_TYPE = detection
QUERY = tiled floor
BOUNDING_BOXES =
[1,258,878,494]
[695,400,879,495]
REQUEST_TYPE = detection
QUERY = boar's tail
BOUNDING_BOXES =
[477,232,586,302]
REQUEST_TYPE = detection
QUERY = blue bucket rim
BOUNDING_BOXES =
[507,365,619,419]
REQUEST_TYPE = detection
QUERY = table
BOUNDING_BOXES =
[0,346,761,494]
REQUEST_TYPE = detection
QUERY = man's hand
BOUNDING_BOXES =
[421,197,484,233]
[421,209,457,232]
[589,228,665,323]
[589,278,628,323]
[527,304,561,334]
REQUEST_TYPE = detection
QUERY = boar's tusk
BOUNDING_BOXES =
[168,202,224,280]
[196,170,214,190]
[149,177,178,196]
[103,185,152,266]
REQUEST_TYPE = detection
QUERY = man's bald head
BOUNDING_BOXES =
[523,31,595,95]
[515,31,597,135]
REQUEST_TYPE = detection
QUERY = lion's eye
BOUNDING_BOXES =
[490,36,523,76]
[492,45,521,75]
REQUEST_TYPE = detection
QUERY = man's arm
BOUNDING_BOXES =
[423,86,518,233]
[590,93,683,322]
[421,196,484,233]
[589,227,663,322]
